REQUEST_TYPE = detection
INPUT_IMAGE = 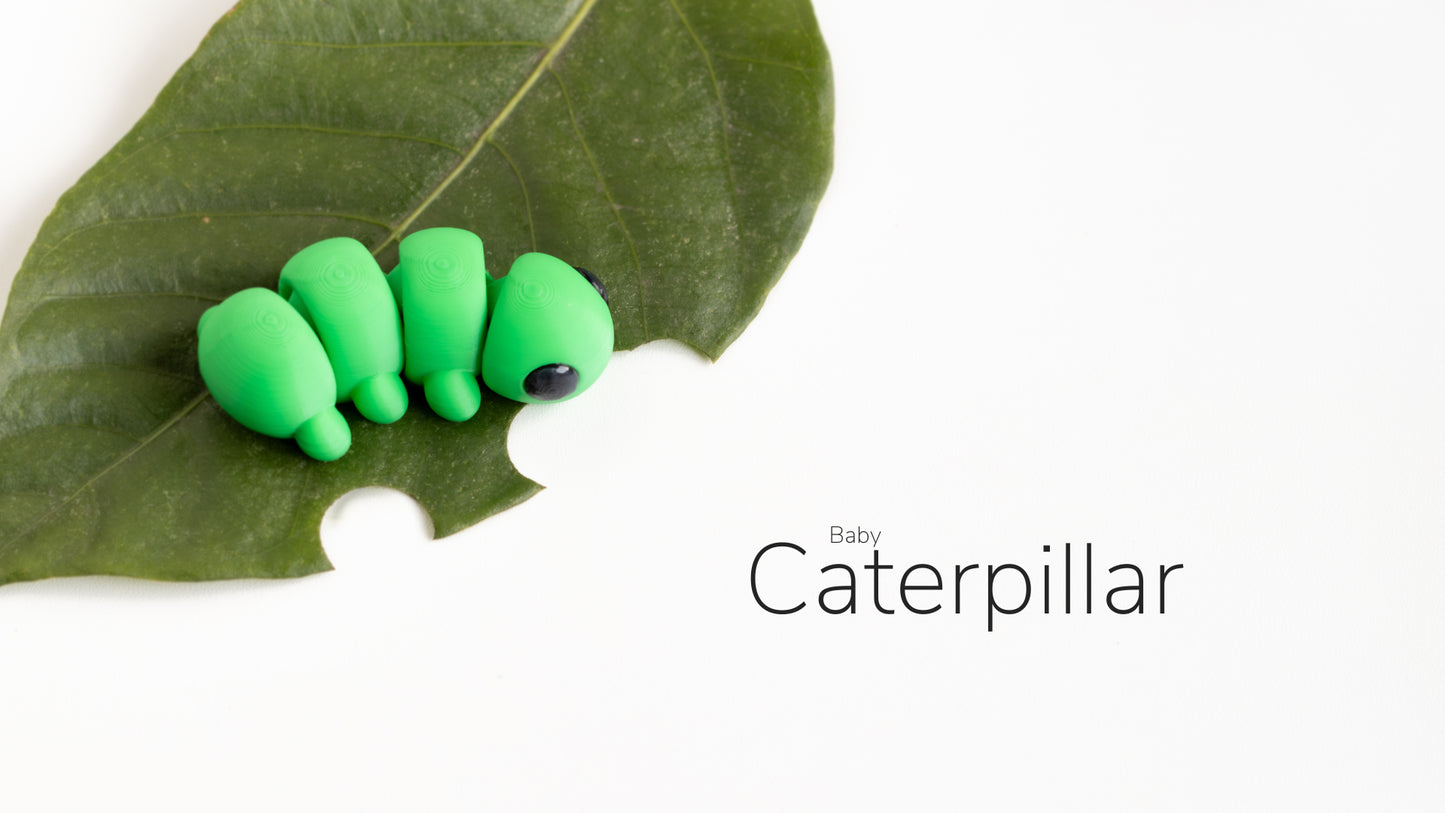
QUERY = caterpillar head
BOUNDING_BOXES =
[481,253,614,404]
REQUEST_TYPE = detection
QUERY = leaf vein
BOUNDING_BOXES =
[276,464,313,558]
[36,291,225,304]
[489,142,537,253]
[243,38,545,50]
[87,124,465,194]
[36,211,392,273]
[170,124,467,155]
[42,424,144,443]
[713,52,819,90]
[665,0,742,242]
[550,67,648,340]
[25,363,200,385]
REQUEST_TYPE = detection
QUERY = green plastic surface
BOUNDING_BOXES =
[482,252,614,404]
[196,230,614,460]
[391,228,489,422]
[278,237,407,424]
[196,288,352,462]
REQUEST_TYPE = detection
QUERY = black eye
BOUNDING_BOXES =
[523,364,580,401]
[574,266,608,304]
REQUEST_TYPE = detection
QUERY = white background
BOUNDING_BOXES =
[1,1,1442,810]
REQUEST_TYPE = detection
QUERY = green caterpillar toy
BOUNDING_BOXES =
[197,227,614,461]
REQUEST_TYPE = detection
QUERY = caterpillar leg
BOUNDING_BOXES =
[423,369,483,422]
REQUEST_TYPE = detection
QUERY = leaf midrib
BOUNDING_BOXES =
[5,0,602,547]
[369,0,600,257]
[4,390,211,550]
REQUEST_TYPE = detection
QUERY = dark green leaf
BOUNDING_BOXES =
[0,0,832,586]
